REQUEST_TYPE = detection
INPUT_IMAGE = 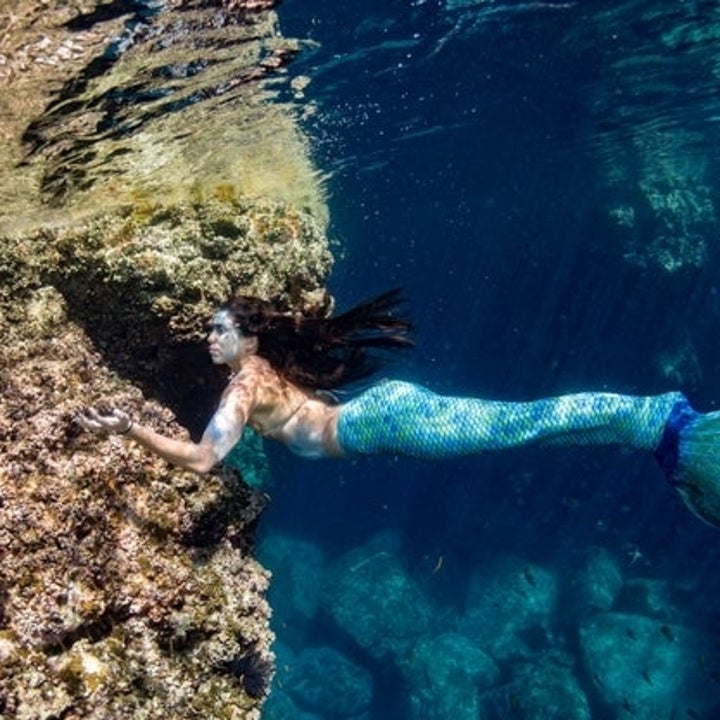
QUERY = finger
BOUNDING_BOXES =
[86,407,107,422]
[77,416,102,432]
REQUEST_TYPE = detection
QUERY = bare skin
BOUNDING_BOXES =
[78,310,343,474]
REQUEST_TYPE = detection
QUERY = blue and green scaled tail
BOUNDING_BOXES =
[654,399,720,527]
[336,380,720,528]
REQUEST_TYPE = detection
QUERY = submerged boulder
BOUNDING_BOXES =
[461,556,557,660]
[478,654,590,720]
[259,533,327,624]
[579,611,717,719]
[282,646,373,717]
[323,533,434,660]
[569,546,624,616]
[402,632,500,720]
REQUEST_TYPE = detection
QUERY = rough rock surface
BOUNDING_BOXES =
[461,555,557,661]
[1,1,327,717]
[403,633,499,720]
[1,194,332,432]
[0,78,331,720]
[282,646,373,717]
[0,284,275,718]
[579,612,712,720]
[323,533,434,661]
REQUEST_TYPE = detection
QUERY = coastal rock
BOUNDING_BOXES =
[461,556,557,660]
[282,646,373,717]
[0,194,330,719]
[0,192,330,717]
[579,612,714,718]
[403,632,500,720]
[570,546,623,616]
[0,195,332,433]
[478,654,590,720]
[0,290,274,717]
[323,533,433,660]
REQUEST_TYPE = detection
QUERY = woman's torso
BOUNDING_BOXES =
[232,356,343,458]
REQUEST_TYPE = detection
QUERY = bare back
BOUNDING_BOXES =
[225,355,343,459]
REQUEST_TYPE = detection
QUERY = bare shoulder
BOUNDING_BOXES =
[222,356,285,404]
[236,355,282,388]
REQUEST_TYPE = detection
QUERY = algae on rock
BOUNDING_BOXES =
[0,1,334,716]
[0,284,276,718]
[0,190,333,717]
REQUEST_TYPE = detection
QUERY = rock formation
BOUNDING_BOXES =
[0,1,331,717]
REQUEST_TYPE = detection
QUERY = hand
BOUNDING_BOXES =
[77,407,133,435]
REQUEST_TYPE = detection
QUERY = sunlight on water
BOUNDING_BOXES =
[0,0,327,236]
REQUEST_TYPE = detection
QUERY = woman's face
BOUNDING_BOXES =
[207,310,254,365]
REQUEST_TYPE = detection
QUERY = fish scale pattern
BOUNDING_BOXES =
[336,380,684,459]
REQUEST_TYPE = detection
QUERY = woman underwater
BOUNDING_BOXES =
[78,289,720,528]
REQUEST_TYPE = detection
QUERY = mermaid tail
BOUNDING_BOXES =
[337,380,720,527]
[336,380,682,458]
[655,400,720,528]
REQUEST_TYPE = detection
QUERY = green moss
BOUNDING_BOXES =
[213,184,240,204]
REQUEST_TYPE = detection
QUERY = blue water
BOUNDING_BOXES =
[258,2,720,718]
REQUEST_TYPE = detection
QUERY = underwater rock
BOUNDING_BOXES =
[0,288,275,717]
[461,556,557,661]
[0,195,332,433]
[261,688,323,720]
[569,546,623,616]
[616,577,673,620]
[0,193,332,718]
[282,646,373,717]
[579,611,716,719]
[402,632,499,720]
[478,653,590,720]
[605,126,714,276]
[263,641,322,720]
[570,3,718,274]
[16,195,332,338]
[259,533,326,622]
[0,2,333,718]
[607,165,713,273]
[323,532,434,660]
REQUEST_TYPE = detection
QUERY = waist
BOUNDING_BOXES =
[263,401,343,458]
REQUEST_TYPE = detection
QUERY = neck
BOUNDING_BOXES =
[228,352,254,375]
[228,359,244,374]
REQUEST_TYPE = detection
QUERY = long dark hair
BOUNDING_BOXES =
[222,289,415,389]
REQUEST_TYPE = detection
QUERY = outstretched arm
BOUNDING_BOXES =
[78,381,255,475]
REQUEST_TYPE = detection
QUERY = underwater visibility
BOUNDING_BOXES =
[2,0,720,718]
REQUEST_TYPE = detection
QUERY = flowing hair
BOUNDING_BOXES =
[222,289,415,389]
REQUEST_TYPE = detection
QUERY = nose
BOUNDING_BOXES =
[207,323,223,343]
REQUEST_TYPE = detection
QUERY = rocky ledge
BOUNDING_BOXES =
[0,194,331,718]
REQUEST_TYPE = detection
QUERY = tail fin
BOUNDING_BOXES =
[656,400,720,528]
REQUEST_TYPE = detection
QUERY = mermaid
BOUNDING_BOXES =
[78,289,720,528]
